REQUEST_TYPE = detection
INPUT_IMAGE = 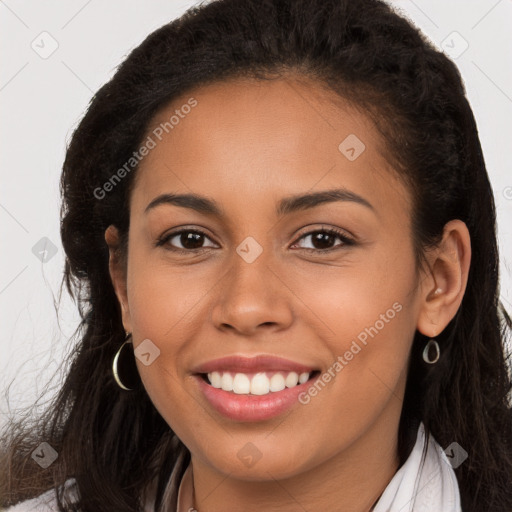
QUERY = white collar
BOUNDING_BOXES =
[373,422,462,511]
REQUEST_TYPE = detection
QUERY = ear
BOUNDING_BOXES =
[416,219,471,337]
[105,224,132,333]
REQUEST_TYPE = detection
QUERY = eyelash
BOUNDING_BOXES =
[155,226,355,255]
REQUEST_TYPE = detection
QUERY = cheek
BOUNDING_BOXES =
[126,247,214,341]
[289,237,417,346]
[291,247,417,416]
[124,250,219,429]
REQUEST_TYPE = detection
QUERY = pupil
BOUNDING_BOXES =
[313,232,333,249]
[182,232,203,249]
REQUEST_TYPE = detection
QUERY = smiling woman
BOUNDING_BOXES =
[1,0,512,511]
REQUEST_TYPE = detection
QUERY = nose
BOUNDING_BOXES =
[210,250,294,337]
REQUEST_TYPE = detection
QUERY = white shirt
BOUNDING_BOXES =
[4,422,462,511]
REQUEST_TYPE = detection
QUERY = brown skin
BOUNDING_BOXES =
[105,76,471,512]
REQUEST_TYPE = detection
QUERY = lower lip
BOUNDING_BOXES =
[194,374,319,422]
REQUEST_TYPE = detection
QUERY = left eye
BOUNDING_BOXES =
[291,228,354,252]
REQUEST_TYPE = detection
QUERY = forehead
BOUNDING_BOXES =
[131,76,411,222]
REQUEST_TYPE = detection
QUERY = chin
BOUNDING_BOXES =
[201,442,315,481]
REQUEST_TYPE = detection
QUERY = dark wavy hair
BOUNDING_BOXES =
[1,0,511,510]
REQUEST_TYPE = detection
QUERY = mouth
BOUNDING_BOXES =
[191,355,323,421]
[193,369,322,422]
[197,369,322,396]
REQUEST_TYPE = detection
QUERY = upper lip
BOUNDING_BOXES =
[191,355,318,374]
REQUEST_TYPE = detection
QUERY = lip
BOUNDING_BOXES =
[194,373,320,422]
[191,354,318,374]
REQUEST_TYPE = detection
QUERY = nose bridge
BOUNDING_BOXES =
[229,242,272,294]
[211,238,293,333]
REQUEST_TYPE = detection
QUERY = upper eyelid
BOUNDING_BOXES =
[294,225,353,240]
[163,227,217,243]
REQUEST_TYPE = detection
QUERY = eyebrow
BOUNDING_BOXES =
[144,188,375,217]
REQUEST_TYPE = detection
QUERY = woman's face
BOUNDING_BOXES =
[109,76,431,481]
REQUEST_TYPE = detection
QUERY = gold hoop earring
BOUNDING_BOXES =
[423,338,440,364]
[113,333,134,391]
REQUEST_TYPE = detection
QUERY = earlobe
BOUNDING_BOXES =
[416,219,471,337]
[104,224,131,332]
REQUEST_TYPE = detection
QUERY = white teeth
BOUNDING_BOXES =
[251,372,270,395]
[299,372,310,384]
[269,373,286,392]
[209,371,222,388]
[285,371,299,388]
[206,370,312,395]
[221,372,233,391]
[232,373,251,394]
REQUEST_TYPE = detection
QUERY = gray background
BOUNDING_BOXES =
[1,0,511,429]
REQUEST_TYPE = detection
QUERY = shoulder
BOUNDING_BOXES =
[3,479,78,512]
